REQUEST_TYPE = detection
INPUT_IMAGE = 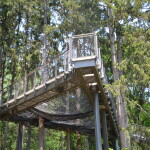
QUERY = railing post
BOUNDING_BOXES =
[94,93,102,150]
[68,38,72,71]
[66,129,71,150]
[14,83,18,99]
[64,54,67,72]
[55,59,58,77]
[69,38,72,60]
[94,34,98,56]
[7,87,10,103]
[34,71,36,88]
[24,76,27,94]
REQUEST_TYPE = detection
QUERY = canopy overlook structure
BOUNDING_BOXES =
[0,33,119,150]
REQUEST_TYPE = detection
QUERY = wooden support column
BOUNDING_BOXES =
[85,136,89,150]
[76,132,82,150]
[61,132,65,150]
[26,124,31,150]
[2,121,8,150]
[66,129,71,150]
[39,116,45,150]
[16,124,23,150]
[94,93,102,150]
[102,111,109,150]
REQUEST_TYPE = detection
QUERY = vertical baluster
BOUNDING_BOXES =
[7,87,10,103]
[55,59,57,77]
[68,38,71,70]
[46,64,48,81]
[94,34,98,56]
[64,54,66,72]
[69,38,72,59]
[34,71,36,88]
[15,82,18,99]
[66,37,69,71]
[24,76,27,94]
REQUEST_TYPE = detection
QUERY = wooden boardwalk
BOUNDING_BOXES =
[0,33,119,145]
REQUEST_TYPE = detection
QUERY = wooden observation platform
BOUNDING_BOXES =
[0,33,119,150]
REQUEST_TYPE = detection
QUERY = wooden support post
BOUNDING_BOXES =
[66,129,71,150]
[26,124,31,150]
[102,111,109,150]
[94,93,102,150]
[16,124,23,150]
[2,121,8,150]
[61,132,65,150]
[55,59,58,78]
[85,136,89,150]
[39,116,45,150]
[76,132,82,150]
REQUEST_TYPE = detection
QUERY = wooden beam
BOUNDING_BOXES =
[76,69,93,104]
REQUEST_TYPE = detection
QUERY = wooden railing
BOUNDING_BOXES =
[1,33,98,105]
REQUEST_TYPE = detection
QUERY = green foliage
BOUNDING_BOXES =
[0,0,150,149]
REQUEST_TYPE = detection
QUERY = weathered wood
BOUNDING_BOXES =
[61,132,65,150]
[76,69,93,104]
[2,121,8,150]
[108,7,129,149]
[85,136,89,150]
[26,124,31,150]
[0,72,78,118]
[39,116,45,150]
[76,132,82,150]
[16,124,23,150]
[0,55,119,141]
[66,129,71,150]
[92,67,119,137]
[0,44,2,105]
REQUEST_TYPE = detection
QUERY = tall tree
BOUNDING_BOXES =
[107,6,129,149]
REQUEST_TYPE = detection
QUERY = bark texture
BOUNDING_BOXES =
[0,48,2,105]
[107,7,129,149]
[76,132,82,150]
[39,116,45,150]
[26,124,31,150]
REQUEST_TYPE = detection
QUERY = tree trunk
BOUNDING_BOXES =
[107,7,129,149]
[117,33,123,76]
[61,132,65,150]
[39,116,45,150]
[16,124,24,150]
[0,47,2,105]
[42,0,48,83]
[85,136,89,150]
[26,124,31,150]
[66,129,71,150]
[66,94,71,150]
[39,1,47,149]
[76,88,82,150]
[76,132,82,150]
[2,121,8,150]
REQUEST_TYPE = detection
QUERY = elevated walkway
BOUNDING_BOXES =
[0,33,119,140]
